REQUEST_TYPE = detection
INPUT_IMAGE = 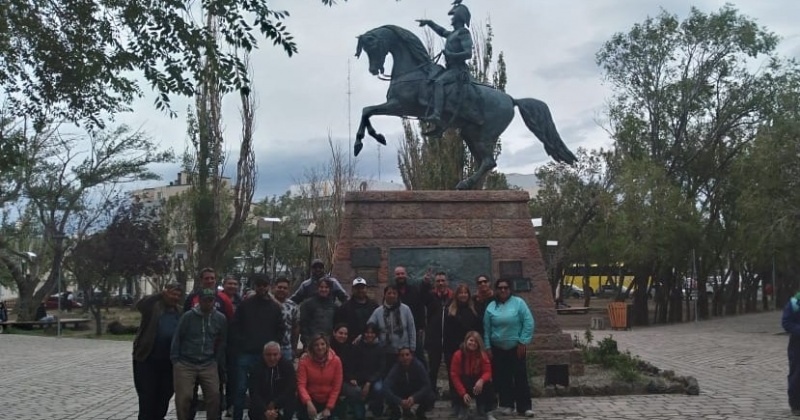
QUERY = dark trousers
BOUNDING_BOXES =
[491,346,531,413]
[426,348,452,395]
[454,376,496,414]
[133,358,174,420]
[386,388,435,418]
[790,351,800,409]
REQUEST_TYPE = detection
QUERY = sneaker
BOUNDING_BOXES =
[492,407,514,417]
[523,409,535,417]
[486,414,498,420]
[224,408,232,418]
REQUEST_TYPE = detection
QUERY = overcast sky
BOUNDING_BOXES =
[120,0,800,198]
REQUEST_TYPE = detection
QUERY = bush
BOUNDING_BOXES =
[576,330,641,383]
[107,320,138,335]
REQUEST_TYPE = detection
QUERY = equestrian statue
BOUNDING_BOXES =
[354,0,577,190]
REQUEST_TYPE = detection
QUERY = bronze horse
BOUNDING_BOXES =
[354,25,577,190]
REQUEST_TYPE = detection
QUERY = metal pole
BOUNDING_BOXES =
[57,253,62,338]
[271,221,277,281]
[693,248,698,324]
[307,235,314,278]
[773,254,777,311]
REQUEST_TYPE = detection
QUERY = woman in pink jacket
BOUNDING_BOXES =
[297,333,343,419]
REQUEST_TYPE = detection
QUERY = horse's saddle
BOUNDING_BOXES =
[420,66,485,126]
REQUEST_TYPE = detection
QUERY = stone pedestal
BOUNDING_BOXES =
[332,190,583,375]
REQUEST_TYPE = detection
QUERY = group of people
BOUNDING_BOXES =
[132,260,536,420]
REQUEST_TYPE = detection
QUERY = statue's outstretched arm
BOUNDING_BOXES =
[417,19,450,38]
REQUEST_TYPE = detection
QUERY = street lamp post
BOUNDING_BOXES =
[260,217,282,280]
[298,222,325,278]
[52,233,66,339]
[546,240,559,299]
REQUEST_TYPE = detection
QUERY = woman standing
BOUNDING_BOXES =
[443,284,482,406]
[483,279,534,418]
[296,333,343,420]
[450,331,495,420]
[367,285,416,375]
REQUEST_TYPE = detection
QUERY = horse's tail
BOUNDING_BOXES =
[513,98,577,164]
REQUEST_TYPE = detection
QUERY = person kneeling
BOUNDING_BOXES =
[297,333,343,420]
[248,342,296,420]
[384,347,435,420]
[450,331,496,420]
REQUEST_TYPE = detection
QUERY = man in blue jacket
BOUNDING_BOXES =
[782,292,800,416]
[384,347,435,420]
[171,288,228,420]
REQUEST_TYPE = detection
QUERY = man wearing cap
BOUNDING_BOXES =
[290,258,349,304]
[172,288,228,420]
[335,277,379,344]
[230,276,285,420]
[133,282,184,420]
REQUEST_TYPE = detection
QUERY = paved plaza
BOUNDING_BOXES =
[0,311,792,419]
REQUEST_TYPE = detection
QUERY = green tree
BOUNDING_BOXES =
[3,125,171,321]
[596,5,793,321]
[0,0,364,126]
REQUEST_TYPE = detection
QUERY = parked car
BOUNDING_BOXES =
[45,296,83,310]
[565,284,585,298]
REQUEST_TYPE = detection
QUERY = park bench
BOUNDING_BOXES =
[0,318,91,334]
[556,307,590,315]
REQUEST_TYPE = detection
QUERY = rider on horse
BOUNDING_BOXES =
[416,0,474,137]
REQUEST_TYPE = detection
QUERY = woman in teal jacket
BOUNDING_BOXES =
[483,278,535,418]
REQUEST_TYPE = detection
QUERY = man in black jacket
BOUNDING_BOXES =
[421,271,453,392]
[393,266,426,363]
[248,342,296,420]
[230,277,285,420]
[132,282,183,420]
[384,347,435,420]
[335,277,378,343]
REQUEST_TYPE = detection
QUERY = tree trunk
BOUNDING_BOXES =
[631,272,650,326]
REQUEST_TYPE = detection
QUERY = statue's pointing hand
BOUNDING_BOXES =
[416,19,431,27]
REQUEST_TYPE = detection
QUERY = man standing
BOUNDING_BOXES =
[473,274,495,322]
[384,347,436,420]
[248,342,297,420]
[133,282,183,420]
[184,268,235,320]
[421,271,453,393]
[290,259,348,304]
[272,277,300,361]
[335,277,378,343]
[230,276,285,420]
[222,275,242,417]
[393,266,426,361]
[172,288,228,420]
[782,292,800,416]
[223,276,243,312]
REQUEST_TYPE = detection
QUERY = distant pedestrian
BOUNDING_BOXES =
[132,282,184,420]
[172,288,228,420]
[781,291,800,416]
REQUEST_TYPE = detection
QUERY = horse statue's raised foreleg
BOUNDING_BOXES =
[354,100,403,156]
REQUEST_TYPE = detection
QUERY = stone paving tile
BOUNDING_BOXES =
[0,311,793,419]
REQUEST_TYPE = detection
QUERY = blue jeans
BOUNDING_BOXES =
[233,353,261,420]
[281,348,293,363]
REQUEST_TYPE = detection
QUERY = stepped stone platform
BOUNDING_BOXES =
[331,190,583,376]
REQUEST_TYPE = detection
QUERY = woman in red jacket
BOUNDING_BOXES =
[297,333,343,420]
[450,331,496,420]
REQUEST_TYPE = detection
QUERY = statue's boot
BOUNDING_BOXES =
[422,83,446,137]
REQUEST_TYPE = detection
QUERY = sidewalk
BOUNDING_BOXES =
[0,311,792,419]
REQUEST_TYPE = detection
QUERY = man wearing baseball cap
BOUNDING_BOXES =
[335,277,379,344]
[290,258,349,304]
[171,288,228,420]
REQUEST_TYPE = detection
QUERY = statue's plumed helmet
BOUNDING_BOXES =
[448,3,471,27]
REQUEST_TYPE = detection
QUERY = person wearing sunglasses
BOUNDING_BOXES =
[472,274,495,322]
[482,279,534,418]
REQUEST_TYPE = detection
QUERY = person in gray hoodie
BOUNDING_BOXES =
[171,288,228,420]
[367,285,416,375]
